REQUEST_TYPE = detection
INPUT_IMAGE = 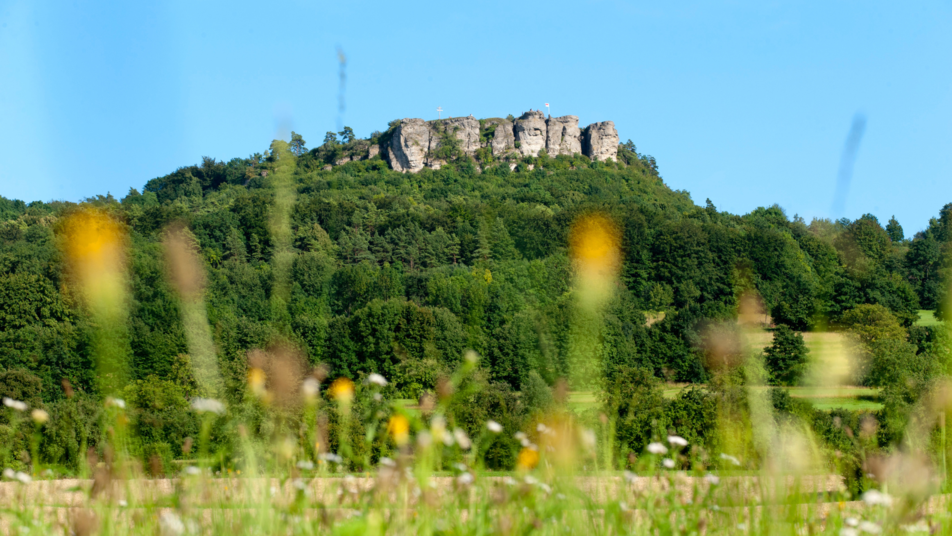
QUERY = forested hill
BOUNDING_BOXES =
[0,134,948,405]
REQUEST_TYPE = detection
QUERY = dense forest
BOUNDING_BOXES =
[1,130,951,472]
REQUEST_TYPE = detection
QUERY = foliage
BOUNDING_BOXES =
[839,304,907,347]
[762,325,809,386]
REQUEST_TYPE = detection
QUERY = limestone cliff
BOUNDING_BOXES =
[387,118,430,173]
[380,111,620,172]
[545,115,582,156]
[513,111,548,157]
[485,119,515,156]
[582,121,620,162]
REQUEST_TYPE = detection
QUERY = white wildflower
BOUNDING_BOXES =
[30,408,49,425]
[515,432,531,447]
[486,420,503,433]
[293,478,308,491]
[524,475,538,485]
[623,470,637,484]
[846,518,860,528]
[367,373,388,387]
[662,458,676,469]
[296,461,314,471]
[538,482,552,494]
[2,468,14,480]
[118,499,128,507]
[581,429,597,451]
[320,453,343,464]
[901,521,930,533]
[2,397,27,412]
[456,472,474,485]
[647,442,668,455]
[106,397,126,410]
[704,473,720,485]
[841,529,859,536]
[14,471,31,484]
[862,489,893,507]
[184,466,201,476]
[416,430,433,449]
[667,435,688,447]
[453,428,472,450]
[536,423,549,434]
[301,378,320,400]
[859,521,882,534]
[720,453,741,466]
[379,457,396,467]
[159,511,185,536]
[503,476,517,486]
[190,398,225,415]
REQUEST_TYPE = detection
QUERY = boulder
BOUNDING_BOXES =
[582,121,619,162]
[388,119,431,173]
[514,111,547,157]
[545,115,581,156]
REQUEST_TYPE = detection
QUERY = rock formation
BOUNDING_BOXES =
[545,115,582,156]
[381,111,619,172]
[582,121,619,162]
[487,119,515,156]
[387,118,431,173]
[438,116,480,156]
[513,111,548,157]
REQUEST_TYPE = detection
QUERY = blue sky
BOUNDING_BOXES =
[1,1,950,236]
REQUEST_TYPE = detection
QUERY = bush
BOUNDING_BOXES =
[448,379,524,470]
[521,371,553,417]
[864,339,933,388]
[601,366,666,465]
[0,369,44,409]
[664,386,718,450]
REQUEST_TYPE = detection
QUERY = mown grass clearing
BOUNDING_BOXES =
[917,310,942,327]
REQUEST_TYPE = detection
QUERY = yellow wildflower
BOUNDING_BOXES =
[247,367,267,398]
[517,447,540,470]
[388,414,410,447]
[329,378,355,403]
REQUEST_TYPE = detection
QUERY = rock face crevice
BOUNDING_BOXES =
[384,111,618,173]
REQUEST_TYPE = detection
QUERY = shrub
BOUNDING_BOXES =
[664,386,718,450]
[601,366,666,465]
[521,371,553,417]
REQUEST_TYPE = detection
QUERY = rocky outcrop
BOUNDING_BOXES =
[545,115,582,156]
[438,116,480,156]
[388,119,431,173]
[380,112,621,172]
[368,144,380,159]
[582,121,619,162]
[514,111,548,157]
[488,119,515,156]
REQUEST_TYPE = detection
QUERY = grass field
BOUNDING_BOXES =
[917,309,942,327]
[567,385,883,412]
